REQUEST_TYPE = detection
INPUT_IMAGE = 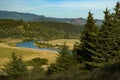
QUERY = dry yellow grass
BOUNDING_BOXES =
[0,38,23,46]
[46,39,79,49]
[0,38,22,43]
[0,43,58,69]
[0,38,79,69]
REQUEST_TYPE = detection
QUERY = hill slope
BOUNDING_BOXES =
[0,19,81,40]
[0,11,102,25]
[0,11,44,21]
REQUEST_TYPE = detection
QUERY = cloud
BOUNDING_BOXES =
[0,0,118,19]
[43,0,116,9]
[0,0,117,11]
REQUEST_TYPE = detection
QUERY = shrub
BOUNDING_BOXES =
[2,53,28,79]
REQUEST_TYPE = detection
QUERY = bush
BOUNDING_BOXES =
[26,58,48,66]
[47,44,78,74]
[87,61,120,80]
[2,53,28,79]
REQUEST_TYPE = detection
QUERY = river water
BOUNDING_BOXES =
[16,41,58,52]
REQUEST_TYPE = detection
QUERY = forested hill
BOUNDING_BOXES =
[0,11,44,21]
[0,11,102,25]
[0,19,81,40]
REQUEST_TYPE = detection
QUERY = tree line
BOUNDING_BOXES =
[0,19,81,40]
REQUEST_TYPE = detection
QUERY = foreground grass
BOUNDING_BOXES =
[0,43,58,69]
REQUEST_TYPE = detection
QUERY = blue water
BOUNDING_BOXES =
[16,41,58,52]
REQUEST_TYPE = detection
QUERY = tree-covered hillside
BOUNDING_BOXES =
[0,11,102,25]
[0,19,81,40]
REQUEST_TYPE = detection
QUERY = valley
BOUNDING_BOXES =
[0,1,120,80]
[0,38,79,69]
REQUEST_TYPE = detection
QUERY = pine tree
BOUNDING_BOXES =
[113,2,120,21]
[100,8,112,32]
[2,53,28,78]
[98,8,115,61]
[80,11,97,61]
[74,11,104,70]
[47,43,77,74]
[112,2,120,48]
[98,2,120,62]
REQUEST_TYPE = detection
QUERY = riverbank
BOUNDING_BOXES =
[0,38,23,46]
[35,39,79,50]
[0,42,58,69]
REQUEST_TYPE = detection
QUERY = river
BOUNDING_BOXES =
[16,41,58,52]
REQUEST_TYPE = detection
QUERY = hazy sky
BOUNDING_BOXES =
[0,0,119,19]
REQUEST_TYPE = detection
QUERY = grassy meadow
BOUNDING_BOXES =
[0,38,79,69]
[0,38,79,68]
[45,39,79,49]
[0,42,58,69]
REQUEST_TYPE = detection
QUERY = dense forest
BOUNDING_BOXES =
[0,19,81,40]
[0,2,120,80]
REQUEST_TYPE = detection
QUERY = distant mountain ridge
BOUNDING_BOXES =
[0,11,102,25]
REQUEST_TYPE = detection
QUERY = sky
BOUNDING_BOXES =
[0,0,119,19]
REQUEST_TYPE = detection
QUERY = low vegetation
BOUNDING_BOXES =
[35,39,79,50]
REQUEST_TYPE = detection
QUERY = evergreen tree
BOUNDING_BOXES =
[80,11,96,61]
[74,11,103,70]
[100,8,112,32]
[47,43,77,74]
[113,2,120,22]
[98,2,120,62]
[112,2,120,47]
[98,8,116,61]
[2,53,28,78]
